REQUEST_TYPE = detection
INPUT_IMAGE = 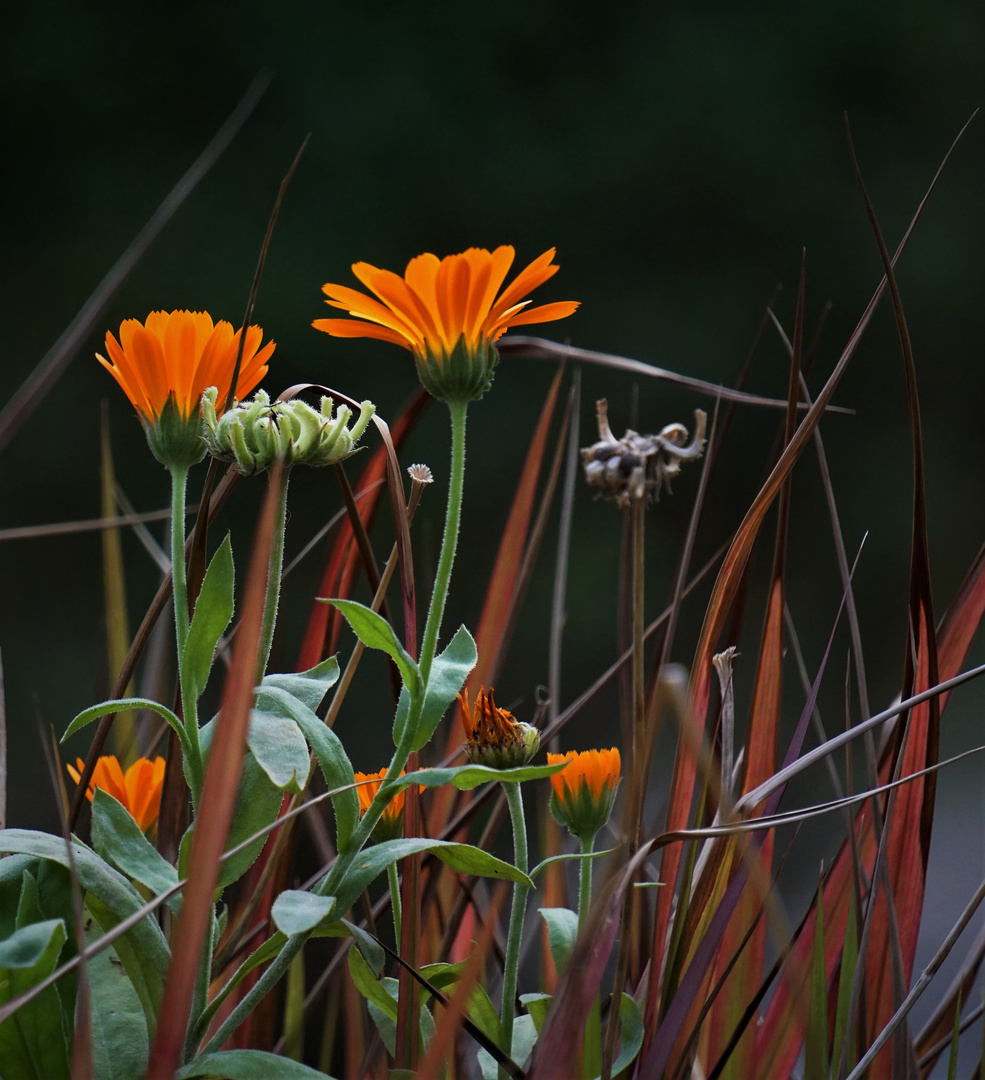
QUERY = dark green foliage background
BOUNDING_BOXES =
[2,2,983,1014]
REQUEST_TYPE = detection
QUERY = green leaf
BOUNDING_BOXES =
[519,992,552,1035]
[193,723,286,890]
[530,848,616,880]
[394,760,568,792]
[411,625,476,750]
[539,907,579,975]
[338,919,385,978]
[347,946,396,1020]
[88,937,148,1080]
[467,982,502,1042]
[0,918,71,1080]
[271,892,336,937]
[183,535,235,701]
[247,710,310,794]
[478,1014,537,1078]
[329,838,532,913]
[0,830,169,1038]
[62,698,190,759]
[329,600,422,702]
[91,788,180,911]
[260,657,340,713]
[589,994,642,1080]
[255,685,359,853]
[175,1049,338,1078]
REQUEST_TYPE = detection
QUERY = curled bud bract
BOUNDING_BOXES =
[202,388,375,474]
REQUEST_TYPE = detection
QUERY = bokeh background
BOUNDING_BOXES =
[2,0,983,1054]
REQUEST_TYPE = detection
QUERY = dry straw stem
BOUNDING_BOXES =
[0,72,271,456]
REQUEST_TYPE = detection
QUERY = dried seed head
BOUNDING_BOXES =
[581,399,707,509]
[408,463,434,484]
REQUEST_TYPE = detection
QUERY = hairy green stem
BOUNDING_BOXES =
[578,832,596,930]
[256,468,291,681]
[169,463,202,803]
[387,861,402,946]
[500,781,529,1071]
[418,399,467,681]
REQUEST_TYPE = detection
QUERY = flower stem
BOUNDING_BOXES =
[169,463,202,803]
[500,781,529,1072]
[578,832,596,930]
[256,467,291,682]
[418,399,467,682]
[387,861,403,945]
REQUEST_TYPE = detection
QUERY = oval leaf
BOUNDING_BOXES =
[270,891,335,937]
[247,710,309,794]
[183,534,235,701]
[175,1050,337,1079]
[260,656,340,713]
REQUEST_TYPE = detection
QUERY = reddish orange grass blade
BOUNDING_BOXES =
[145,466,282,1080]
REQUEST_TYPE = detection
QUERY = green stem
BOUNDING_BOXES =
[418,399,467,682]
[256,468,292,682]
[169,463,202,803]
[578,832,596,930]
[387,861,402,946]
[501,782,529,1071]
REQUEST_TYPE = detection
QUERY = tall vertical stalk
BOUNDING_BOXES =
[578,832,596,930]
[501,781,530,1075]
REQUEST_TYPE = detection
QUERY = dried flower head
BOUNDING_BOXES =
[458,687,540,770]
[408,463,434,485]
[581,399,706,509]
[67,755,166,835]
[314,247,578,403]
[97,310,274,466]
[547,747,621,838]
[201,387,374,474]
[353,768,407,843]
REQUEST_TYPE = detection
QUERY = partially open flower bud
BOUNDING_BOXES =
[458,687,540,770]
[547,747,621,839]
[354,767,408,843]
[201,388,374,474]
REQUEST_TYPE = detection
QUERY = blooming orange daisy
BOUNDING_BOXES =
[547,747,621,838]
[314,247,578,402]
[354,768,408,842]
[67,755,166,834]
[97,310,275,423]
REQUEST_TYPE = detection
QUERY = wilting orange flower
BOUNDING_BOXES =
[354,768,407,842]
[458,687,540,770]
[98,310,274,422]
[547,748,621,838]
[67,755,166,834]
[314,247,578,402]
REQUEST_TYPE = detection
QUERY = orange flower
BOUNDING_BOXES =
[97,310,275,466]
[67,755,166,834]
[354,768,407,842]
[547,748,621,838]
[458,687,540,770]
[314,247,578,402]
[98,310,274,422]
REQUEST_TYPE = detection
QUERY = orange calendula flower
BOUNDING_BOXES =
[67,755,166,835]
[547,748,621,838]
[354,768,407,842]
[97,309,275,466]
[458,687,540,770]
[314,247,578,403]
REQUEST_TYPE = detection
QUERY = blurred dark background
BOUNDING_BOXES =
[2,0,983,1045]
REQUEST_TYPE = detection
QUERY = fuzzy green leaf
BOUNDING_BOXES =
[395,761,567,792]
[62,698,190,760]
[398,624,476,750]
[175,1050,337,1078]
[519,992,552,1035]
[478,1014,537,1078]
[270,891,336,937]
[88,938,148,1080]
[539,907,579,976]
[183,535,235,701]
[329,599,422,702]
[260,657,340,713]
[91,788,180,911]
[246,710,310,795]
[255,685,359,853]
